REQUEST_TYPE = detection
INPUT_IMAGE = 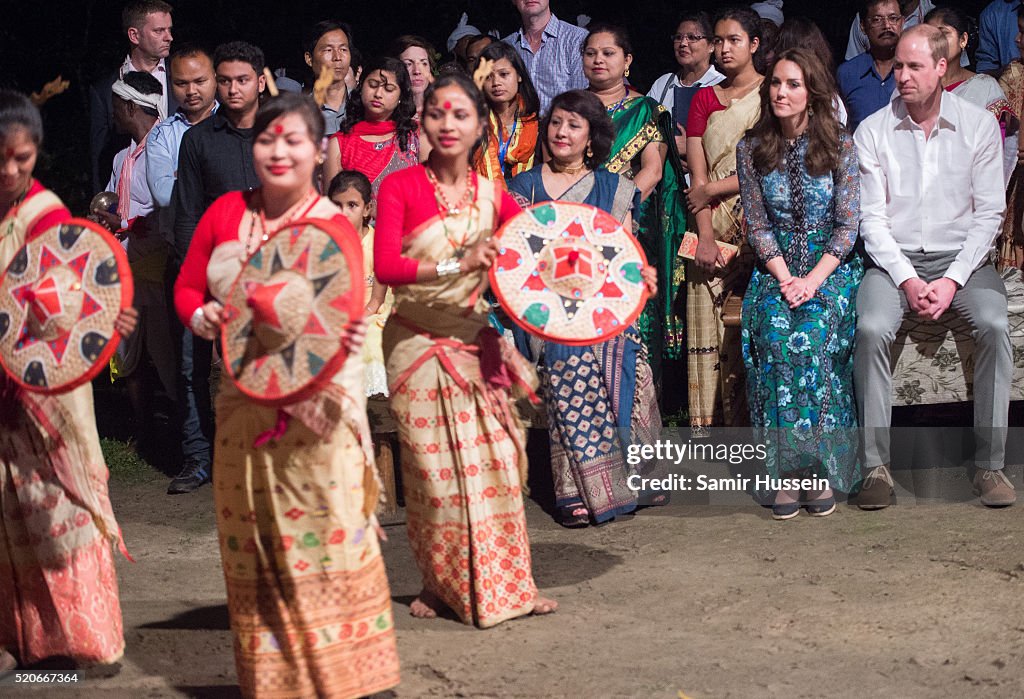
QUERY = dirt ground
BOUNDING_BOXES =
[9,424,1024,699]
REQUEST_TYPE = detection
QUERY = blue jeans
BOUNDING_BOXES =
[179,328,214,466]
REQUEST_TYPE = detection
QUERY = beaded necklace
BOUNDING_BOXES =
[425,164,475,215]
[425,166,477,258]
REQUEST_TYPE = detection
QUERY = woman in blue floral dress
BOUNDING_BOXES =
[735,48,863,519]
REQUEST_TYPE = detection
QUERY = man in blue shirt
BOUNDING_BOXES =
[145,45,217,495]
[838,0,903,132]
[503,0,588,115]
[977,0,1022,73]
[147,46,217,243]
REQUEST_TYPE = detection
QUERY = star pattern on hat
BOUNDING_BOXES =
[516,217,626,321]
[9,246,102,364]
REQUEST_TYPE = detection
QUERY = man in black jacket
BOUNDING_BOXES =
[167,41,265,494]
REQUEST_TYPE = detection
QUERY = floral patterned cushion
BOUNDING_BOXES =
[890,269,1024,405]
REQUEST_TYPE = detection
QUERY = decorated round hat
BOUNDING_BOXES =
[220,217,364,406]
[489,202,649,346]
[0,218,133,393]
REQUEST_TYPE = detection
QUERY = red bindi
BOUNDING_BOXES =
[4,148,13,159]
[273,124,284,134]
[443,101,452,110]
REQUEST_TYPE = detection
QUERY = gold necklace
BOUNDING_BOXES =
[550,160,587,175]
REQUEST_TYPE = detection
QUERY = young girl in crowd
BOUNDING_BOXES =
[685,6,764,436]
[328,170,391,397]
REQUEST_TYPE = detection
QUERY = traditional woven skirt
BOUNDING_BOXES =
[0,389,124,666]
[384,305,540,629]
[213,382,399,698]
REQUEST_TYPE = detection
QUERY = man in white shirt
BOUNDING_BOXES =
[99,71,178,449]
[854,25,1014,509]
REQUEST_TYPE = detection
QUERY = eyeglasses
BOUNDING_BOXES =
[671,33,707,44]
[866,13,903,27]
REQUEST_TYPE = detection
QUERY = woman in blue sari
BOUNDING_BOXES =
[509,90,660,527]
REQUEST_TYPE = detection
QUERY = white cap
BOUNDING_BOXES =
[447,13,481,53]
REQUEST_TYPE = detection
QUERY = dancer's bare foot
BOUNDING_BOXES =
[0,649,17,677]
[531,596,558,615]
[410,589,445,619]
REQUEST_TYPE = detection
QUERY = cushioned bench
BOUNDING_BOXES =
[890,269,1024,405]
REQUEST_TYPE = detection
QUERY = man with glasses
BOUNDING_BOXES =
[838,0,904,131]
[845,0,939,59]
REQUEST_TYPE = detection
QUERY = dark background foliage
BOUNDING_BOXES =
[0,0,990,212]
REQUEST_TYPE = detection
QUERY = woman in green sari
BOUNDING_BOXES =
[583,23,688,378]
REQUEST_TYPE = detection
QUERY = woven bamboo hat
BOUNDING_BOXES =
[489,202,649,345]
[0,218,133,393]
[220,217,364,405]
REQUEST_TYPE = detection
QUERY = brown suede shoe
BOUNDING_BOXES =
[973,469,1017,508]
[856,464,894,510]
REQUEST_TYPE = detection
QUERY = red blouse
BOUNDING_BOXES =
[373,165,521,286]
[686,86,727,138]
[17,180,71,239]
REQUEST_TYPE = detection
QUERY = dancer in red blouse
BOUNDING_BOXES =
[375,72,557,627]
[1,89,137,676]
[173,92,400,699]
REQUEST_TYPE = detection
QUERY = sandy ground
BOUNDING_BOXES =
[8,437,1024,699]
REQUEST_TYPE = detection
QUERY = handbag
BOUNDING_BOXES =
[721,291,743,327]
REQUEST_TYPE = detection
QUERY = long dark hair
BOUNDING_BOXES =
[422,72,489,162]
[747,48,841,178]
[339,56,418,152]
[478,42,541,118]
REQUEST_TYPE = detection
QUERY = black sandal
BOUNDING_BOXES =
[637,490,671,508]
[556,503,590,528]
